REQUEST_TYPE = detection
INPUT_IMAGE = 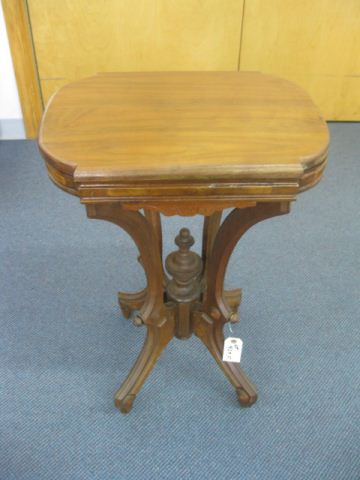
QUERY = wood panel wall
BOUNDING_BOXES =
[27,0,244,104]
[3,0,360,137]
[240,0,360,120]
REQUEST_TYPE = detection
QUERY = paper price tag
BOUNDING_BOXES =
[223,337,243,363]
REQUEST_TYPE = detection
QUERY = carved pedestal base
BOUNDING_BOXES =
[87,202,289,413]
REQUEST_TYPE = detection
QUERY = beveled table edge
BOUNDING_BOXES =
[40,143,328,205]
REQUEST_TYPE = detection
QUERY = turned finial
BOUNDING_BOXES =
[175,228,194,251]
[165,228,202,303]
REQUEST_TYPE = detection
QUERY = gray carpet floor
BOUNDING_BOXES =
[0,123,359,479]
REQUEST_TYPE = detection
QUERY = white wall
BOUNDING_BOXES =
[0,2,25,139]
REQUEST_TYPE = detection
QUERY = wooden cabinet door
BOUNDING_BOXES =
[27,0,244,104]
[239,0,360,120]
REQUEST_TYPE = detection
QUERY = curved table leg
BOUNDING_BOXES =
[202,211,222,275]
[200,202,290,404]
[193,312,257,405]
[202,212,242,313]
[205,202,290,319]
[144,210,163,261]
[114,319,174,413]
[117,210,164,319]
[87,203,174,412]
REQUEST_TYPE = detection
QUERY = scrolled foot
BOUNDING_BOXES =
[119,303,132,319]
[118,288,147,319]
[224,288,242,313]
[115,393,136,414]
[236,387,258,407]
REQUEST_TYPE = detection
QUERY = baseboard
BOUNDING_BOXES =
[0,118,26,139]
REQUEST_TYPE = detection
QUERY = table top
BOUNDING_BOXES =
[39,72,329,209]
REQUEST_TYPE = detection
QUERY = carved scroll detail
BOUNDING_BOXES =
[86,203,165,326]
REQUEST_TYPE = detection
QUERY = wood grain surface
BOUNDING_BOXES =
[39,71,329,208]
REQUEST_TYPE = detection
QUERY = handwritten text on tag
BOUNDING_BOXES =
[222,337,243,363]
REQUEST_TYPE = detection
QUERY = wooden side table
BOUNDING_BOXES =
[39,72,329,413]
